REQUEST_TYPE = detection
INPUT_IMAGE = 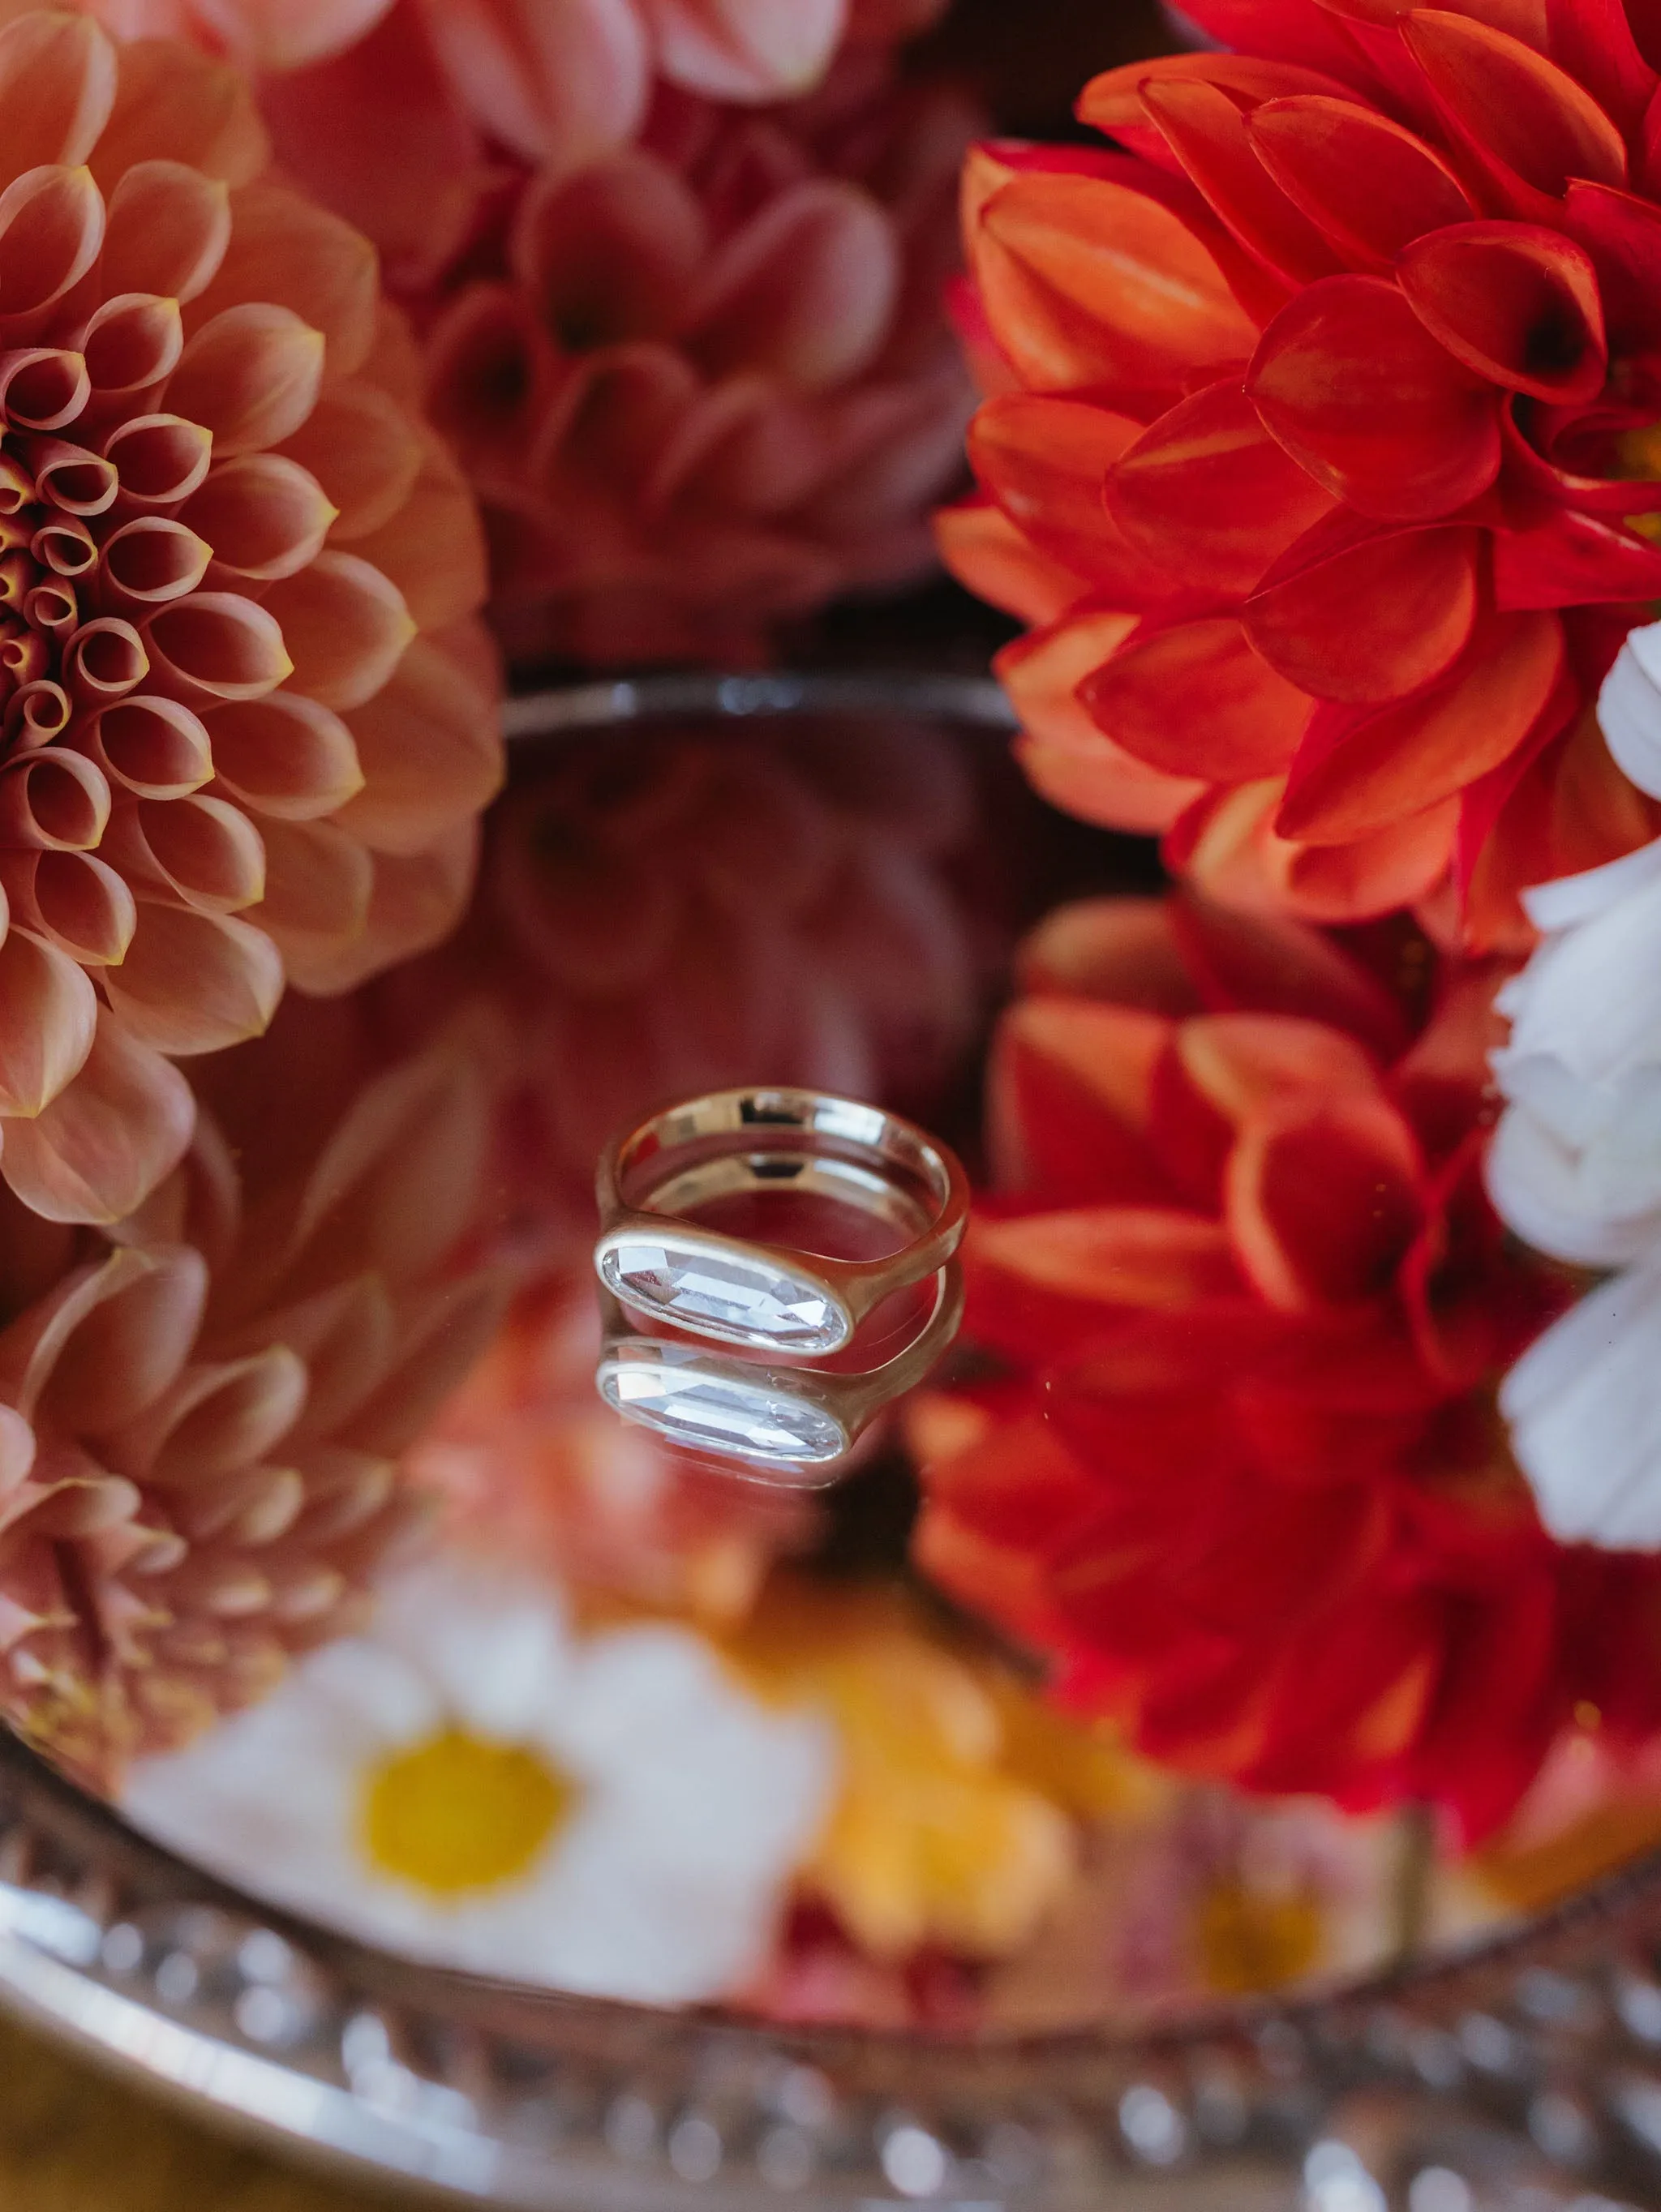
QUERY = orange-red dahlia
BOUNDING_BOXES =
[0,992,501,1790]
[909,890,1661,1838]
[939,3,1661,949]
[0,11,502,1228]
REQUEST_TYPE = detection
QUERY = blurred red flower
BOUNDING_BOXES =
[911,890,1661,1839]
[938,3,1661,949]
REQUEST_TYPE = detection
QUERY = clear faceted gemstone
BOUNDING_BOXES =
[600,1236,845,1352]
[597,1352,846,1467]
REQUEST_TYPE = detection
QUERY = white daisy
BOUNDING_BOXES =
[122,1558,835,2004]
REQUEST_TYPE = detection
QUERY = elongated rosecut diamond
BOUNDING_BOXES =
[597,1350,847,1467]
[598,1234,848,1352]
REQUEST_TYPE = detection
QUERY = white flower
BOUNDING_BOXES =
[1487,835,1661,1267]
[1598,615,1661,804]
[1499,1250,1661,1548]
[122,1558,835,2004]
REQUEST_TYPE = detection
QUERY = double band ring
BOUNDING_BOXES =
[592,1087,969,1474]
[594,1089,969,1357]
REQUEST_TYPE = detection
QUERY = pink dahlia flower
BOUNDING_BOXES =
[418,58,978,665]
[0,11,503,1228]
[0,993,502,1790]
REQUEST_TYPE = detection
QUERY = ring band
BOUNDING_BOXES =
[594,1264,966,1480]
[594,1087,969,1357]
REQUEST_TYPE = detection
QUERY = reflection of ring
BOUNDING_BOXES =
[594,1265,965,1481]
[594,1088,969,1356]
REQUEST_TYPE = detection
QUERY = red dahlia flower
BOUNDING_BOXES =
[938,2,1661,948]
[910,890,1661,1837]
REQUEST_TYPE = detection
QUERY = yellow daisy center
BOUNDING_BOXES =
[360,1728,574,1899]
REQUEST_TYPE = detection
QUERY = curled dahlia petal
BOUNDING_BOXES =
[0,992,504,1789]
[0,11,501,1228]
[944,3,1661,949]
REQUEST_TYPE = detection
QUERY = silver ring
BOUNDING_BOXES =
[593,1087,969,1357]
[594,1264,965,1480]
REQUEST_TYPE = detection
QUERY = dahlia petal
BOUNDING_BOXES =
[334,635,501,856]
[343,434,487,632]
[1017,897,1202,1014]
[32,1246,206,1434]
[293,819,477,992]
[0,163,105,320]
[1080,615,1315,780]
[1170,885,1411,1052]
[0,848,133,967]
[90,37,268,191]
[103,413,213,510]
[101,791,265,914]
[533,341,699,497]
[1547,0,1656,135]
[64,624,149,707]
[933,497,1081,626]
[100,161,231,306]
[1247,95,1474,268]
[1226,1091,1425,1311]
[1247,273,1503,521]
[180,456,333,584]
[1281,804,1461,919]
[103,902,281,1054]
[1492,508,1661,610]
[510,149,707,350]
[988,997,1173,1198]
[1277,610,1564,840]
[339,1274,505,1457]
[175,1464,303,1548]
[1136,77,1346,285]
[973,166,1257,405]
[1397,221,1606,402]
[1173,1010,1381,1129]
[142,591,291,704]
[0,744,108,854]
[165,303,324,458]
[252,817,373,986]
[0,1007,192,1224]
[689,181,899,391]
[204,692,363,821]
[110,1346,307,1490]
[967,393,1155,594]
[0,924,94,1116]
[996,607,1206,834]
[276,384,419,542]
[257,11,486,281]
[412,0,649,173]
[4,678,69,744]
[1401,11,1626,214]
[1107,379,1337,593]
[98,517,212,611]
[258,551,414,714]
[1078,54,1357,133]
[1561,178,1661,354]
[0,347,88,432]
[73,294,183,422]
[188,182,377,379]
[642,0,845,102]
[24,435,108,518]
[1245,522,1480,701]
[251,1271,389,1441]
[974,1205,1242,1308]
[282,1040,491,1290]
[422,281,554,461]
[0,13,115,189]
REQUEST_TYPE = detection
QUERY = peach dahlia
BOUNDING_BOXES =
[0,9,502,1228]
